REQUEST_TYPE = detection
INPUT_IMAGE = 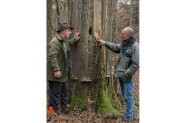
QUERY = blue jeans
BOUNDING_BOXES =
[119,80,136,121]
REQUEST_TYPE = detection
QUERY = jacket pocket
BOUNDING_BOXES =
[114,68,125,79]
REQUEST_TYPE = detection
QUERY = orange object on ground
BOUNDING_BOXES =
[48,107,55,114]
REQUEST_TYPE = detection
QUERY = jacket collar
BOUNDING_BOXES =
[121,36,136,48]
[56,33,62,40]
[55,33,66,44]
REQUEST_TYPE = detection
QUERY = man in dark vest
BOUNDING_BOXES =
[47,23,80,115]
[98,27,139,122]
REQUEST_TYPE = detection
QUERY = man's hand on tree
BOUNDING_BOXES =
[75,32,80,40]
[99,39,105,45]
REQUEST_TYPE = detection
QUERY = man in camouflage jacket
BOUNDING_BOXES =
[47,23,80,115]
[99,27,139,122]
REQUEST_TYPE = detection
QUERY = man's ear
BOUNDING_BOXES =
[128,33,131,38]
[60,30,64,34]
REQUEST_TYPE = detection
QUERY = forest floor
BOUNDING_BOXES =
[47,70,139,123]
[47,103,139,123]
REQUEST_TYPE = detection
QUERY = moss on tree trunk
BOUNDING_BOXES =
[70,66,122,116]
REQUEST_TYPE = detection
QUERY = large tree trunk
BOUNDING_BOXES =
[47,0,122,116]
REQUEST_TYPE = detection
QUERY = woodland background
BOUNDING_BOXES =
[47,0,139,122]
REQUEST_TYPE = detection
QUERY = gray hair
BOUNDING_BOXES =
[125,27,134,36]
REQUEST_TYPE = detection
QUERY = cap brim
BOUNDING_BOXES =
[70,27,74,30]
[56,27,74,32]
